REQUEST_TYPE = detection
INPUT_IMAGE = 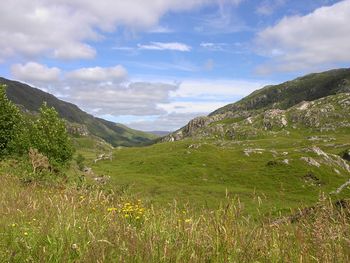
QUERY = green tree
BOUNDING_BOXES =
[30,103,74,165]
[0,84,22,157]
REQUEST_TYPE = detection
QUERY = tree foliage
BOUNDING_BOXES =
[30,103,74,166]
[0,84,22,157]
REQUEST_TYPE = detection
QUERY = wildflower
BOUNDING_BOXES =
[185,218,192,223]
[107,207,117,212]
[71,243,79,250]
[11,223,16,227]
[24,232,28,236]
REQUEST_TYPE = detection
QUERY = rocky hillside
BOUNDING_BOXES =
[0,77,157,147]
[163,68,350,142]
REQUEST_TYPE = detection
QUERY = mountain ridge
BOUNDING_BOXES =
[163,68,350,142]
[0,77,157,147]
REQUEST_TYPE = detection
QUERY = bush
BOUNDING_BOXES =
[30,103,74,166]
[75,153,86,171]
[0,84,22,157]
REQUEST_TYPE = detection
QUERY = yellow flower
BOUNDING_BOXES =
[185,218,192,223]
[125,214,129,218]
[107,207,117,212]
[11,223,16,227]
[24,232,28,236]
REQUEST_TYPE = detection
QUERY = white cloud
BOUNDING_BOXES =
[11,62,61,82]
[137,42,192,52]
[127,112,204,131]
[64,82,177,116]
[158,101,228,114]
[53,43,96,60]
[10,62,266,131]
[148,26,174,33]
[256,0,350,73]
[171,79,265,99]
[67,65,128,82]
[200,42,228,51]
[0,0,242,61]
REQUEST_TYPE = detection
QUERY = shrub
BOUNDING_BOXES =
[75,153,85,171]
[28,148,51,174]
[30,103,74,166]
[0,84,22,157]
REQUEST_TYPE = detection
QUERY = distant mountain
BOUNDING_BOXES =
[148,131,170,137]
[0,77,157,147]
[163,68,350,142]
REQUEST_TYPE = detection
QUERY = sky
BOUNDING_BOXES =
[1,0,350,131]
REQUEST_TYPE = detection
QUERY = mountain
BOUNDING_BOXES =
[163,68,350,142]
[148,131,170,137]
[0,77,157,147]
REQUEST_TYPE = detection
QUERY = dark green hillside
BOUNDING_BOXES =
[0,77,157,147]
[163,68,350,142]
[211,68,350,116]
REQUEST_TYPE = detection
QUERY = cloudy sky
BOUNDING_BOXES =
[1,0,349,131]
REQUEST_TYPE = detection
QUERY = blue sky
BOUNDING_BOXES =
[1,0,349,131]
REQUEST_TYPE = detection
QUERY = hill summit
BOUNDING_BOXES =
[163,68,350,142]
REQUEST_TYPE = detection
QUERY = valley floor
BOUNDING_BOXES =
[1,128,350,262]
[88,128,350,214]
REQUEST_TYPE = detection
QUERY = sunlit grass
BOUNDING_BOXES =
[1,172,350,262]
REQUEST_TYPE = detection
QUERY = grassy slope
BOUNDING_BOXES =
[0,144,350,263]
[86,127,350,215]
[1,154,350,262]
[211,68,350,116]
[0,77,157,147]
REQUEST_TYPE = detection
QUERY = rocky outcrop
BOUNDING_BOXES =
[263,109,288,130]
[300,157,321,167]
[94,152,113,163]
[66,123,89,136]
[161,70,350,143]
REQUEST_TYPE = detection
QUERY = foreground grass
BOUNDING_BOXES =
[1,172,350,262]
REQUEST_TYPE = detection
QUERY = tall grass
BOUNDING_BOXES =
[1,171,349,262]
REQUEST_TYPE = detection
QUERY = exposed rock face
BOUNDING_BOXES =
[94,153,113,163]
[310,146,350,173]
[296,101,311,111]
[162,111,252,142]
[263,109,288,130]
[66,123,89,136]
[244,148,265,156]
[183,116,212,135]
[332,180,350,194]
[300,157,321,167]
